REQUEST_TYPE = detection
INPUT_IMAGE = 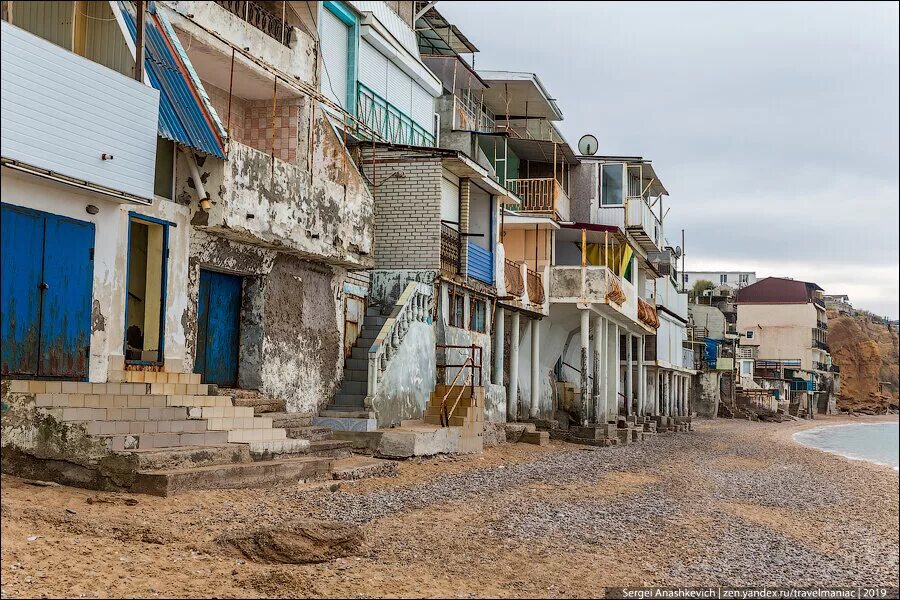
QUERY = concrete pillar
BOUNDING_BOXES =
[637,335,645,416]
[654,370,660,415]
[592,316,603,424]
[530,318,540,418]
[580,309,590,425]
[613,322,621,417]
[625,333,633,417]
[508,311,520,422]
[665,372,672,416]
[684,376,690,416]
[494,307,505,387]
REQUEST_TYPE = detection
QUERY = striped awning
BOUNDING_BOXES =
[120,3,226,159]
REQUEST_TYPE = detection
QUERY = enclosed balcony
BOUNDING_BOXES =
[595,160,668,254]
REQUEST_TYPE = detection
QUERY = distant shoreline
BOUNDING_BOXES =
[792,419,900,471]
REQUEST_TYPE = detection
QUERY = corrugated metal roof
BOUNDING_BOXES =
[120,4,226,159]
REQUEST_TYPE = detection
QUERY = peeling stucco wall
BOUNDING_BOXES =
[369,270,437,312]
[370,321,436,428]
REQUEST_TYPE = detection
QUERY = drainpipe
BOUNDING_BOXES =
[180,148,211,211]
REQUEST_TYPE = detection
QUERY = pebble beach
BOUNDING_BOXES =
[2,415,898,598]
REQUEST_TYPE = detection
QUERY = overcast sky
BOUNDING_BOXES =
[437,1,900,318]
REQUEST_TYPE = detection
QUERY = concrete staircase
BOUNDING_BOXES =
[423,384,484,454]
[1,369,353,495]
[313,306,387,432]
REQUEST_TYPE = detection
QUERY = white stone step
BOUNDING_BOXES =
[41,407,188,422]
[108,370,202,385]
[227,428,287,443]
[247,439,311,457]
[206,416,273,431]
[200,406,255,419]
[166,395,233,408]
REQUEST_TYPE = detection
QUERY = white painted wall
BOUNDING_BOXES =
[684,271,757,289]
[1,169,191,382]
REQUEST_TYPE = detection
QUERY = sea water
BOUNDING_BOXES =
[793,422,900,470]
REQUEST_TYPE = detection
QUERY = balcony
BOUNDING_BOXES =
[637,298,660,330]
[813,361,830,372]
[213,1,292,45]
[597,195,662,253]
[441,224,461,276]
[813,340,829,351]
[548,266,642,325]
[526,268,545,304]
[357,82,435,147]
[504,259,525,297]
[190,141,373,268]
[0,21,159,203]
[453,94,495,133]
[505,178,570,221]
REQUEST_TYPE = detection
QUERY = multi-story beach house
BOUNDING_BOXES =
[735,277,839,416]
[1,0,382,489]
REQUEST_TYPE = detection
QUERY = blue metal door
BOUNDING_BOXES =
[1,204,94,378]
[195,270,242,387]
[1,204,44,376]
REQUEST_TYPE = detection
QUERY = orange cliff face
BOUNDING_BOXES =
[827,310,899,413]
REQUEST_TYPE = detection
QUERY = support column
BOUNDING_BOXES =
[508,311,520,422]
[684,376,690,416]
[592,316,603,424]
[637,336,645,416]
[665,372,672,416]
[625,333,633,417]
[613,323,621,417]
[530,318,540,418]
[580,309,590,426]
[494,307,505,387]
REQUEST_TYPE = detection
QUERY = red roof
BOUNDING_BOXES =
[736,277,823,304]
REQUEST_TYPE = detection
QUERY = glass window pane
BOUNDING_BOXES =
[601,164,623,205]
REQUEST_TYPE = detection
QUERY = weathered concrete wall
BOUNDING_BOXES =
[370,321,436,427]
[185,230,346,415]
[569,162,597,224]
[179,141,373,269]
[0,170,192,382]
[690,304,727,341]
[694,371,721,418]
[369,270,437,312]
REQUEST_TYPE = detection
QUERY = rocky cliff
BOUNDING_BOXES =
[827,311,899,413]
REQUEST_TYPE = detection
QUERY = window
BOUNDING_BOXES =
[740,360,753,376]
[449,292,466,328]
[746,331,754,339]
[739,273,749,284]
[471,299,487,333]
[600,163,624,205]
[720,274,728,284]
[154,138,175,200]
[683,273,689,284]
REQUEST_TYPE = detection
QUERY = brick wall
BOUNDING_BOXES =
[363,158,442,270]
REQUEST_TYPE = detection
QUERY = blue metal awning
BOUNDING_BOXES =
[120,3,226,159]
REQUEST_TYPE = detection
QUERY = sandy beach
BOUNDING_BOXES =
[1,415,898,598]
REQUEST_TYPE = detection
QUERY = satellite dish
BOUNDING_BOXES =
[674,246,683,258]
[578,134,598,156]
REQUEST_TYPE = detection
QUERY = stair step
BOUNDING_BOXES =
[345,358,368,371]
[122,444,251,471]
[41,406,189,422]
[206,416,274,431]
[131,456,333,496]
[332,393,366,406]
[230,396,286,414]
[247,439,311,460]
[308,439,353,458]
[285,426,334,441]
[340,380,367,395]
[267,412,312,429]
[104,431,230,451]
[343,369,368,382]
[350,347,372,360]
[108,370,202,385]
[365,307,388,318]
[9,380,209,396]
[227,428,287,443]
[330,456,398,480]
[319,409,375,419]
[82,419,209,436]
[200,406,255,419]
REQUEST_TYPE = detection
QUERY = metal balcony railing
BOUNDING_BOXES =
[526,268,544,305]
[214,1,292,46]
[505,178,569,220]
[813,340,829,351]
[357,82,435,147]
[453,94,495,133]
[504,259,525,297]
[441,224,460,276]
